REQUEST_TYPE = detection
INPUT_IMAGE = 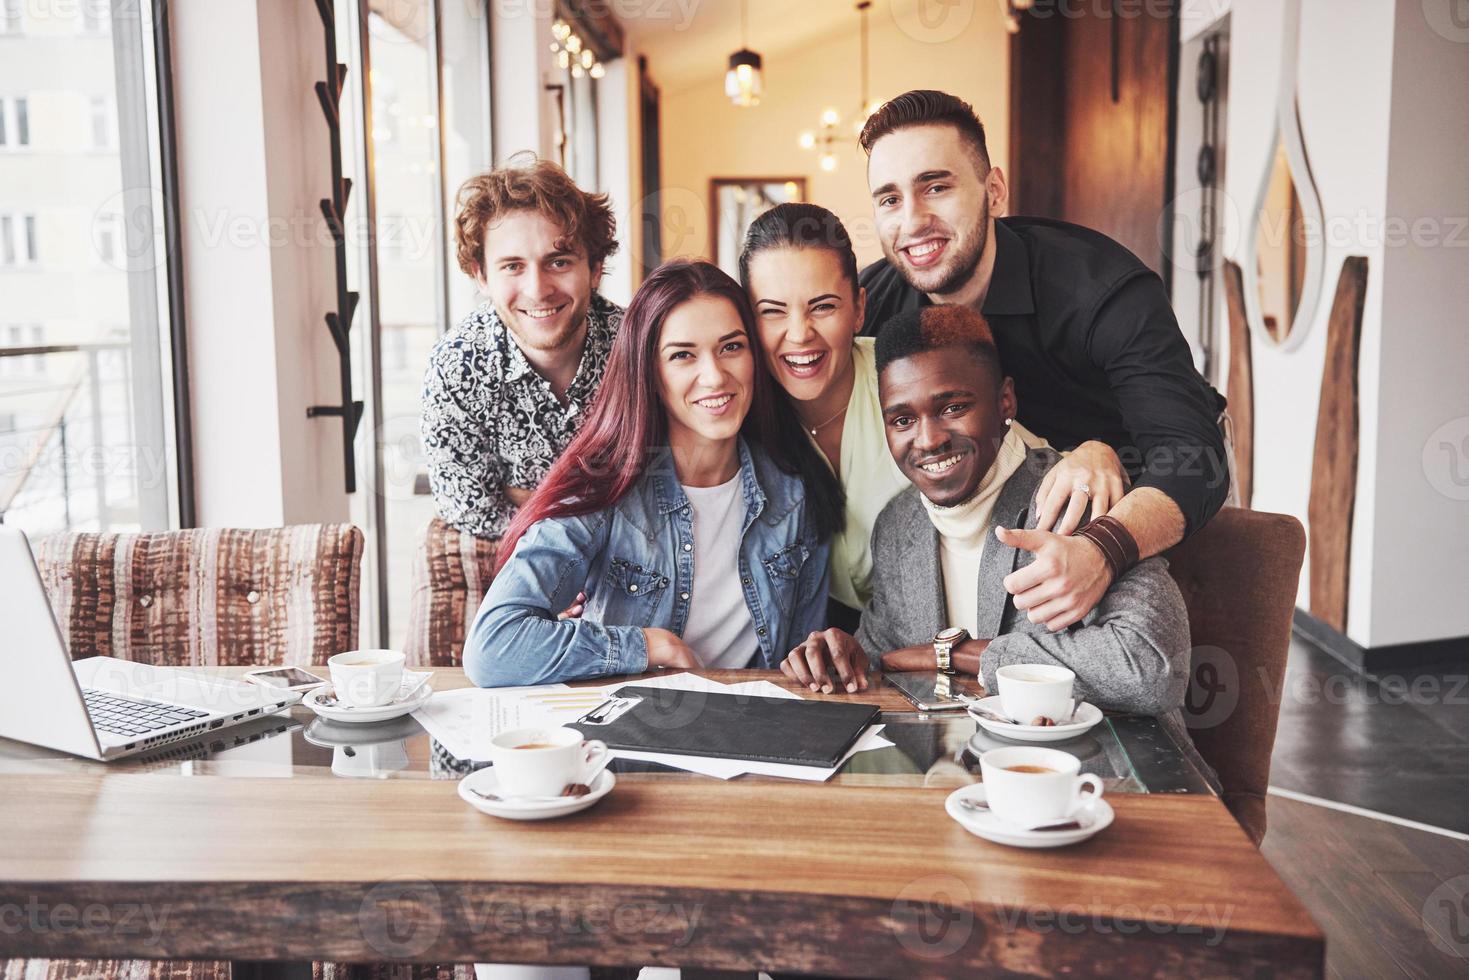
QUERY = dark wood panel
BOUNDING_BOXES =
[1308,257,1369,633]
[1009,3,1177,276]
[1223,259,1254,507]
[1007,12,1065,219]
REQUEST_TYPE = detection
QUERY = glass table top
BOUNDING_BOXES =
[0,702,1216,795]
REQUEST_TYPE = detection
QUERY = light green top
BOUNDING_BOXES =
[822,338,911,610]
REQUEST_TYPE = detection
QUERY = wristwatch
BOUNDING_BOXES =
[933,627,969,675]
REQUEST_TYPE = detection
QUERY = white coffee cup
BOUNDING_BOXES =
[327,649,406,707]
[979,746,1104,830]
[488,726,611,799]
[996,663,1075,724]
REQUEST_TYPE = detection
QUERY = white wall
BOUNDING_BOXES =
[173,0,349,528]
[647,3,1011,269]
[490,2,559,162]
[595,57,637,307]
[1206,0,1469,650]
[1368,1,1469,647]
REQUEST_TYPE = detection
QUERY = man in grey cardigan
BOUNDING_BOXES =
[782,304,1198,747]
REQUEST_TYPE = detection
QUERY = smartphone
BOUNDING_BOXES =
[885,671,975,712]
[244,666,328,692]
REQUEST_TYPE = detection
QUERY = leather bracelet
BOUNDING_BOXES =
[1073,515,1140,581]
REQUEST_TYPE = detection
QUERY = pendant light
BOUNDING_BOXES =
[799,2,878,171]
[725,0,763,107]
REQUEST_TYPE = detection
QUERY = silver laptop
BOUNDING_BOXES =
[0,526,304,761]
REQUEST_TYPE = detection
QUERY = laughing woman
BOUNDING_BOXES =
[463,260,844,687]
[738,204,912,615]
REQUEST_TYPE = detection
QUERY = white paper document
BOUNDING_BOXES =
[412,672,891,779]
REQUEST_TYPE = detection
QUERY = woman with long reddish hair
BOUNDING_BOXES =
[464,260,844,687]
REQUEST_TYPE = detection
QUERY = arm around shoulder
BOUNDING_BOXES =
[985,555,1191,716]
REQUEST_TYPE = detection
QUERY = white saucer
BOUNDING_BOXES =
[302,682,434,724]
[967,695,1103,742]
[457,768,616,821]
[944,783,1113,848]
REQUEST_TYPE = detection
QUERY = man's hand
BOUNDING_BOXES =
[997,526,1112,632]
[780,629,870,694]
[556,591,587,621]
[643,628,699,669]
[1035,441,1128,535]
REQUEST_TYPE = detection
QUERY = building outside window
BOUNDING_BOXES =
[0,1,180,536]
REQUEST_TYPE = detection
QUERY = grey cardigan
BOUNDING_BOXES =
[857,445,1209,777]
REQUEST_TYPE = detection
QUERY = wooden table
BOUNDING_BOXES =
[0,668,1323,977]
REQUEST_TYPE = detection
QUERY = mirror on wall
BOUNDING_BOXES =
[1254,141,1311,344]
[1241,1,1324,353]
[709,178,806,276]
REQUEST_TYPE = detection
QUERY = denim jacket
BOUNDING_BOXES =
[464,438,831,687]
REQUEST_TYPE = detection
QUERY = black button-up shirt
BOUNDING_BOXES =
[860,216,1228,537]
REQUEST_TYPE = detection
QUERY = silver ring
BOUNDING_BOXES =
[1076,483,1092,496]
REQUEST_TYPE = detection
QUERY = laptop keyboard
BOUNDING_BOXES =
[82,688,209,737]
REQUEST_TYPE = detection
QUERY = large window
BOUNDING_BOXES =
[336,0,492,644]
[0,1,181,535]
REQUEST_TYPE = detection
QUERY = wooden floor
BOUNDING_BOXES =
[1261,794,1469,978]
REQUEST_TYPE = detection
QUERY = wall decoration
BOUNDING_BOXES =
[1222,259,1253,509]
[1307,256,1368,633]
[1241,0,1325,352]
[708,178,806,278]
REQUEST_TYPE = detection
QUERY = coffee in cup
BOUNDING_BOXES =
[327,649,406,707]
[980,746,1104,829]
[995,663,1075,724]
[488,726,610,798]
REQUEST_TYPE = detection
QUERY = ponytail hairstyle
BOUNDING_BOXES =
[737,202,860,299]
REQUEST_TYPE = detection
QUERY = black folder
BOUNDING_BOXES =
[570,685,881,769]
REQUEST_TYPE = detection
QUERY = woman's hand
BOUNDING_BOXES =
[556,591,587,620]
[1035,440,1129,534]
[643,628,699,669]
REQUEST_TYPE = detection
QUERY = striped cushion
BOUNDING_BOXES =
[9,526,364,980]
[402,518,498,668]
[35,524,363,667]
[0,958,231,979]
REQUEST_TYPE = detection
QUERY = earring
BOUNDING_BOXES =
[1004,417,1013,427]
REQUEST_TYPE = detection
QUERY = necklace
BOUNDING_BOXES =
[800,403,848,438]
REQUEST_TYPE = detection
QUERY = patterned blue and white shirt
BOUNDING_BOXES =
[421,293,623,539]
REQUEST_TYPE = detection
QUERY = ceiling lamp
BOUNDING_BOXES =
[799,3,878,170]
[550,17,607,82]
[725,0,763,107]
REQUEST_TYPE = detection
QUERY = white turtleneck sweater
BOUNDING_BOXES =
[919,424,1033,637]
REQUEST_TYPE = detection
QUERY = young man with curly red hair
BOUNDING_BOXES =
[422,157,622,541]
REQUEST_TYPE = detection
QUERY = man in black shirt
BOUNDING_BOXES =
[858,89,1229,632]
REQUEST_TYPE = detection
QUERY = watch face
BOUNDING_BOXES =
[935,627,967,643]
